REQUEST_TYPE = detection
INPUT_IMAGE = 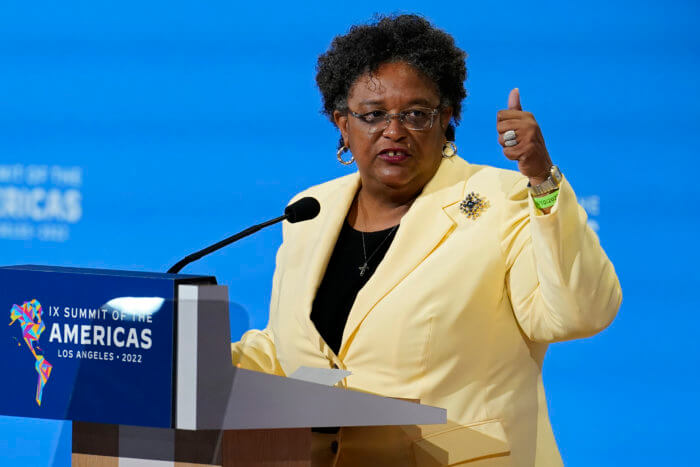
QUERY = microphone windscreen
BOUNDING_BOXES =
[284,197,321,223]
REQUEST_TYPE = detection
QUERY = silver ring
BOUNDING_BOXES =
[504,139,518,147]
[503,130,516,141]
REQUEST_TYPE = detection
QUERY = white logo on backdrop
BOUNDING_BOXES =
[0,164,83,242]
[579,195,600,232]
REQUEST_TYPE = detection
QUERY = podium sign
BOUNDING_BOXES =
[0,265,213,428]
[0,266,447,466]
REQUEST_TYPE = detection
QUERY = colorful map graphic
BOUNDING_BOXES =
[9,299,53,406]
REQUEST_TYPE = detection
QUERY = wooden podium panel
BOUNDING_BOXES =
[223,429,311,467]
[72,422,312,466]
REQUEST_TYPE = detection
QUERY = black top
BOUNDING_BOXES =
[310,221,399,355]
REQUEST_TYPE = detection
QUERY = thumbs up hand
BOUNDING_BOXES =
[497,88,552,185]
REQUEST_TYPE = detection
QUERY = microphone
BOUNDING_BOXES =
[167,197,320,274]
[283,196,321,223]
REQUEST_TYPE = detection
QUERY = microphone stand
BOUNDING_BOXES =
[167,214,286,274]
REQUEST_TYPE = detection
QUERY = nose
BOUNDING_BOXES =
[381,115,407,140]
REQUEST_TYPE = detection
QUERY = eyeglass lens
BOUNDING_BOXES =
[359,109,436,133]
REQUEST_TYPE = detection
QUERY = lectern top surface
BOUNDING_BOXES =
[1,265,215,282]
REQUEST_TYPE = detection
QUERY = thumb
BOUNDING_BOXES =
[508,88,522,111]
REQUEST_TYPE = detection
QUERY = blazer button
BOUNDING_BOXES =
[330,440,338,454]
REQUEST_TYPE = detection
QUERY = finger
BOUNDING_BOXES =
[496,120,523,134]
[498,109,534,121]
[497,109,528,121]
[502,146,521,161]
[508,88,522,111]
[503,142,534,161]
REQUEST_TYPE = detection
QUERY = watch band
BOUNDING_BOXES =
[529,165,563,196]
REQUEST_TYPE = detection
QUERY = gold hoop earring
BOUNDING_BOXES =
[442,141,458,158]
[337,145,354,165]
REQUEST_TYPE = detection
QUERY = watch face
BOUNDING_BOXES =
[551,165,563,184]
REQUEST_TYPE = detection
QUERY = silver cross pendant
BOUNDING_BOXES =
[359,263,369,276]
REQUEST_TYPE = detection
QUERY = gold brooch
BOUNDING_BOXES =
[459,192,490,220]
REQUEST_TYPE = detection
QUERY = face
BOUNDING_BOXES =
[334,62,452,199]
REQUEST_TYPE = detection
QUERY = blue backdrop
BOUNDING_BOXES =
[1,1,698,465]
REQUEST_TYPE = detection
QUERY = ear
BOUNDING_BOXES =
[333,110,350,147]
[439,106,453,132]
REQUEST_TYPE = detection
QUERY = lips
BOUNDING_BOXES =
[378,148,411,162]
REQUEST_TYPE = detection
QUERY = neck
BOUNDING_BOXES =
[347,184,419,232]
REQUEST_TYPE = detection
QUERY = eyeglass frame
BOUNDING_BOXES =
[348,106,442,134]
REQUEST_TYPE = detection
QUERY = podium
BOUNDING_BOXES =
[0,265,446,466]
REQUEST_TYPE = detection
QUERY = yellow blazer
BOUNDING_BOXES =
[232,156,622,466]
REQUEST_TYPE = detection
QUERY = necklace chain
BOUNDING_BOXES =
[359,225,398,276]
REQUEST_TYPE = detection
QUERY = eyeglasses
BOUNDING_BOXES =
[349,106,440,134]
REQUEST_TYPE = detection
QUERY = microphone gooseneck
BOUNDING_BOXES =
[167,197,320,274]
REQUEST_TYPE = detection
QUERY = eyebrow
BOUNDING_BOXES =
[358,98,437,107]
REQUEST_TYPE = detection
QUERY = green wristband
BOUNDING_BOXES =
[532,190,559,210]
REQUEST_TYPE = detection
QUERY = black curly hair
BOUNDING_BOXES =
[316,14,467,145]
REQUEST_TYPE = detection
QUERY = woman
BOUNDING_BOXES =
[232,14,621,466]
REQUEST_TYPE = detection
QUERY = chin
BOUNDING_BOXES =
[375,170,418,191]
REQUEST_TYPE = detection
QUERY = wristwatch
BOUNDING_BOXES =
[529,165,563,197]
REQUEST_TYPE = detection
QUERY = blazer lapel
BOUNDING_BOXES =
[338,157,471,359]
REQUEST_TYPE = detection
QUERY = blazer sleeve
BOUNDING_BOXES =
[230,328,285,375]
[500,175,622,343]
[230,235,287,376]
